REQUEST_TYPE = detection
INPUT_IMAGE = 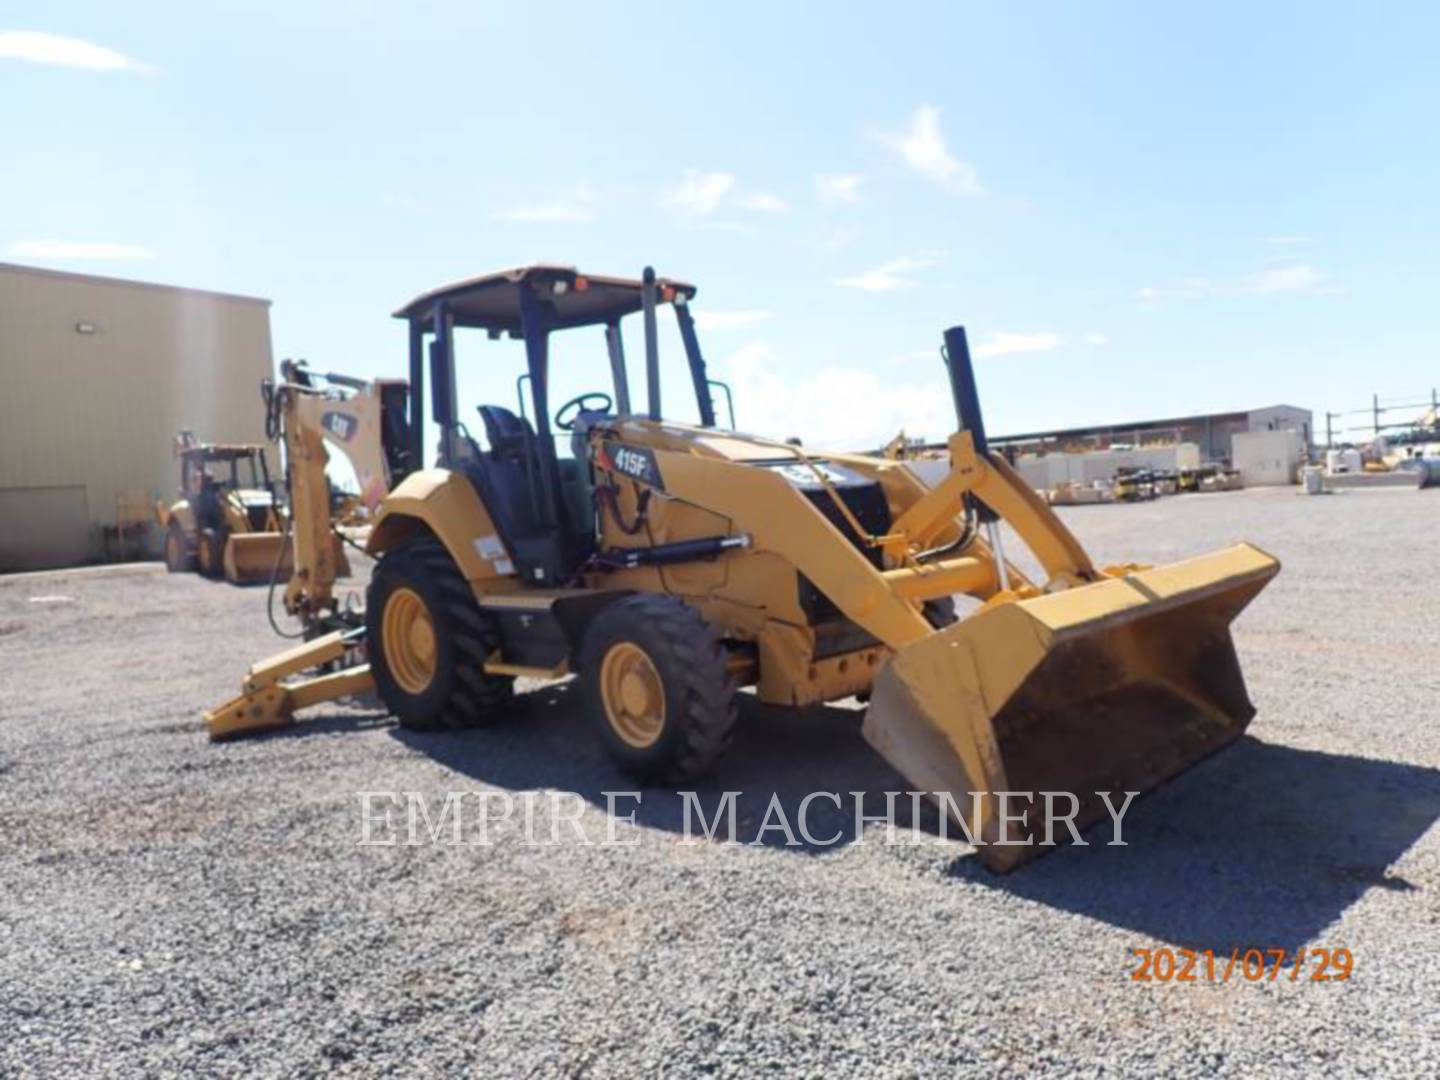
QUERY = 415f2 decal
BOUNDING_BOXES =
[598,442,665,491]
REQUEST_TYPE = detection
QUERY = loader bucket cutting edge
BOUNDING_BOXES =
[862,543,1280,872]
[224,533,294,584]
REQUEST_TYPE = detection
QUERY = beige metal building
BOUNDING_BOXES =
[0,263,273,571]
[990,404,1314,463]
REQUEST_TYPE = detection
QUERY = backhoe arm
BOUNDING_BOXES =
[269,362,406,625]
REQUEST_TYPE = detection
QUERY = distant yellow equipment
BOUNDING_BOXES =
[155,434,292,582]
[208,265,1279,871]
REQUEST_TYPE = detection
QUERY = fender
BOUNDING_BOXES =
[367,468,514,586]
[159,500,196,537]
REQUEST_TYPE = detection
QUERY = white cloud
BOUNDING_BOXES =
[693,309,773,331]
[1083,332,1108,346]
[1137,263,1333,300]
[878,106,984,197]
[835,253,941,292]
[664,171,736,215]
[1245,263,1325,294]
[816,173,866,205]
[496,203,593,223]
[738,192,789,214]
[494,203,593,223]
[715,343,954,448]
[6,239,154,260]
[972,332,1064,359]
[493,185,596,223]
[0,30,151,73]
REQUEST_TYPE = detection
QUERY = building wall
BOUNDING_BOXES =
[1246,406,1313,452]
[0,263,273,571]
[1016,443,1203,489]
[992,406,1313,465]
[1233,429,1303,487]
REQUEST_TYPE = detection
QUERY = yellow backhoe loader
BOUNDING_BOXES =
[208,265,1279,870]
[155,433,289,581]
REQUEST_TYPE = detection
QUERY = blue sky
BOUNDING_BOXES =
[4,3,1438,449]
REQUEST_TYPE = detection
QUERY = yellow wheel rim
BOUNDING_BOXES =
[382,586,438,695]
[600,642,666,748]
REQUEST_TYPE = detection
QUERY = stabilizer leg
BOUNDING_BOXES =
[204,630,374,739]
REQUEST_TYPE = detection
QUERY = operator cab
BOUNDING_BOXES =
[179,444,275,531]
[393,265,733,586]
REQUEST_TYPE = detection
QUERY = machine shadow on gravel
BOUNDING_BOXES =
[948,736,1440,952]
[388,680,946,852]
[262,709,393,738]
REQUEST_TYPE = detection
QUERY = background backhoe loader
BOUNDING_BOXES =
[208,264,1279,870]
[155,433,288,581]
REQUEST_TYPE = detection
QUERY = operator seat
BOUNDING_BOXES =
[195,474,224,531]
[469,404,591,584]
[476,404,544,529]
[478,405,535,466]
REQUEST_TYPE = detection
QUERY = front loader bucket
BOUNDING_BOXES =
[220,534,350,585]
[863,543,1279,872]
[223,533,293,584]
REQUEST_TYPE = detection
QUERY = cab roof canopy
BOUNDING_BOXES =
[393,264,697,336]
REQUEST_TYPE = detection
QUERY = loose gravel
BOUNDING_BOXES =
[1,486,1437,1077]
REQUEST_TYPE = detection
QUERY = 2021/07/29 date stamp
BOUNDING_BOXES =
[1130,947,1354,982]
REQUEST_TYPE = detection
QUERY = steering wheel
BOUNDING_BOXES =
[554,391,614,431]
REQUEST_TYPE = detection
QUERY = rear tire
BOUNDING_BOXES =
[197,528,226,579]
[579,595,738,783]
[367,538,513,731]
[165,525,195,573]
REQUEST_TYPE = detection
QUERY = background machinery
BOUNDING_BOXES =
[156,433,286,580]
[209,264,1279,871]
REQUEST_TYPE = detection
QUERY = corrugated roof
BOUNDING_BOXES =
[992,405,1311,445]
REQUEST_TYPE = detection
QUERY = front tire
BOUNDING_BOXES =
[165,525,195,573]
[580,595,738,783]
[367,538,513,731]
[197,528,226,579]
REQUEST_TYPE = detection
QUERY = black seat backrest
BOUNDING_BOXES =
[478,405,534,463]
[195,476,224,530]
[380,383,412,481]
[461,405,572,585]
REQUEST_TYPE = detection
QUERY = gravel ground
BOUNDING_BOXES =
[1,486,1437,1078]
